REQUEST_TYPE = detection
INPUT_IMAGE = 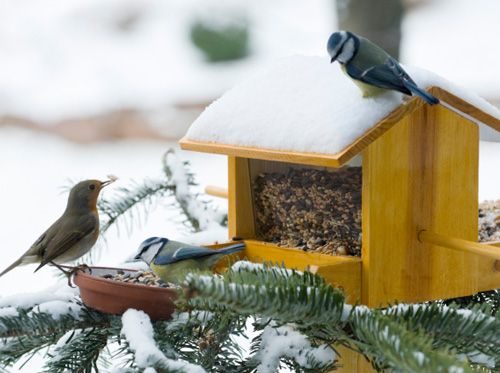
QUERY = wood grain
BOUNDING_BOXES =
[210,239,361,303]
[419,230,500,260]
[227,156,256,239]
[204,185,228,199]
[361,103,487,306]
[430,87,500,131]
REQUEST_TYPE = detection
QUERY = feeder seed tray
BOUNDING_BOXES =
[74,266,178,321]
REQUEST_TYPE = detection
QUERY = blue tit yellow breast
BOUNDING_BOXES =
[340,65,386,98]
[150,256,221,284]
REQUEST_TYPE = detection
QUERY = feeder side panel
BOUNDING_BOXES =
[429,105,499,294]
[362,105,482,307]
[228,156,256,239]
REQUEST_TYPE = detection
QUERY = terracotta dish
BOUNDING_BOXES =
[73,266,178,320]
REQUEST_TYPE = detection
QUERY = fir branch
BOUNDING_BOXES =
[384,303,500,369]
[96,149,226,241]
[120,309,206,373]
[0,306,109,339]
[349,309,475,373]
[98,178,175,236]
[246,321,337,373]
[153,310,247,372]
[43,327,111,373]
[162,151,201,232]
[162,150,227,231]
[183,264,346,327]
[0,306,111,370]
[443,289,500,315]
[0,334,61,368]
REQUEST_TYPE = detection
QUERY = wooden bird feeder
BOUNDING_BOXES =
[181,86,500,305]
[179,56,500,370]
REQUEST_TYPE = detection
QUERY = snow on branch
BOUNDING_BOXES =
[163,150,226,231]
[0,285,77,310]
[120,309,206,373]
[255,322,336,372]
[184,263,346,326]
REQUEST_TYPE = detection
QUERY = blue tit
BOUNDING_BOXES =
[327,31,439,105]
[132,237,245,284]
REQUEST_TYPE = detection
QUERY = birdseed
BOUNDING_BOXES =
[479,200,500,242]
[254,167,362,256]
[102,270,171,288]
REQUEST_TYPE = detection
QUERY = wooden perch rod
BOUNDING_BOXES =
[418,230,500,261]
[204,186,229,199]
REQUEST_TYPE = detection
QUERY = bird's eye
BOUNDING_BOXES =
[89,184,96,190]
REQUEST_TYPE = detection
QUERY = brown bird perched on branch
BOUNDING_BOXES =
[0,178,116,277]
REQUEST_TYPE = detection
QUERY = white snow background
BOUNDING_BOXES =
[0,0,335,123]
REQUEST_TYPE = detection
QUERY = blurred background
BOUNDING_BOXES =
[1,0,499,141]
[0,0,499,370]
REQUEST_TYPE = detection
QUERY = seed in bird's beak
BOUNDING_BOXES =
[100,175,118,188]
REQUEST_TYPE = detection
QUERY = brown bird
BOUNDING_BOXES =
[0,178,115,277]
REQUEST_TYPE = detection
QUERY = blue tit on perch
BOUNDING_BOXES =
[132,237,245,284]
[327,30,439,105]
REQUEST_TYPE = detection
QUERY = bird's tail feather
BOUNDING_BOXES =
[405,82,439,105]
[218,243,245,255]
[0,258,22,277]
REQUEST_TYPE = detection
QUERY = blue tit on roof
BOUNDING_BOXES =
[327,30,439,105]
[132,237,245,284]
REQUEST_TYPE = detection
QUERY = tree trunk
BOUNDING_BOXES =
[336,0,403,58]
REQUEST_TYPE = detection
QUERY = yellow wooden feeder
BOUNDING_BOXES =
[179,56,500,370]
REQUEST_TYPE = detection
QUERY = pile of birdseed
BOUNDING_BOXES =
[254,167,362,256]
[479,200,500,242]
[102,270,171,288]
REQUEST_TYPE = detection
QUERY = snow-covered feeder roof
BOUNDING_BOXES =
[180,56,500,167]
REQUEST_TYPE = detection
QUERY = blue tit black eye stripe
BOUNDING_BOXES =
[326,30,439,105]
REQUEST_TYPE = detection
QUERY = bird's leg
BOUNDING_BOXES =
[49,261,72,275]
[49,262,75,287]
[71,264,92,275]
[49,262,92,287]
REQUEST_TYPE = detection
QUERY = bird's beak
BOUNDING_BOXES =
[330,57,335,63]
[99,175,118,189]
[124,252,142,263]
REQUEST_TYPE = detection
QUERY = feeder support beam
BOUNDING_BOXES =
[418,230,500,261]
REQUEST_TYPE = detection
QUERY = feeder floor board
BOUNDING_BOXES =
[211,240,362,304]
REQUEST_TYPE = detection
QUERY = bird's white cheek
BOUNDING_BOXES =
[337,38,356,64]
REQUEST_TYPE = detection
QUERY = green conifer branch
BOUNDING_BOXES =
[383,303,500,367]
[349,309,475,373]
[98,179,176,237]
[43,328,111,373]
[183,264,346,327]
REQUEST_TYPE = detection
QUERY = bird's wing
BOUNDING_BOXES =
[154,245,217,265]
[35,215,97,271]
[347,59,412,95]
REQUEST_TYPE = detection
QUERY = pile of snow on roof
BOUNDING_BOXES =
[186,55,499,155]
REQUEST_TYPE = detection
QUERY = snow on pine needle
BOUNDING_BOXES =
[96,149,226,239]
[120,309,206,373]
[254,322,336,373]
